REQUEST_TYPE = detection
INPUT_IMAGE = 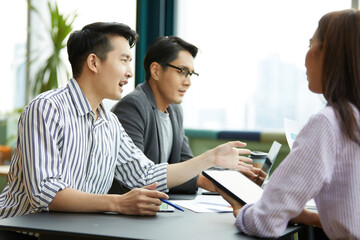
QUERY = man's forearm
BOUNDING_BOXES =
[49,184,169,216]
[167,150,213,188]
[49,187,114,213]
[166,141,252,189]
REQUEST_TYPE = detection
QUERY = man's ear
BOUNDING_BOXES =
[86,53,98,74]
[150,62,162,81]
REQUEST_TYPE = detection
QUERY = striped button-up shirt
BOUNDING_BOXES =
[0,78,168,218]
[236,106,360,239]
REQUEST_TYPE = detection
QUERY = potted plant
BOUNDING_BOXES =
[29,1,77,99]
[0,2,77,155]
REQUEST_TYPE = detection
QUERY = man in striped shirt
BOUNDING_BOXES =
[0,22,253,220]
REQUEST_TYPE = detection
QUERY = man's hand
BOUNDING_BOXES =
[212,141,253,172]
[166,141,252,189]
[49,183,168,216]
[214,185,243,217]
[113,182,169,216]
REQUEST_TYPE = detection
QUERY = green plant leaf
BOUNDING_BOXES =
[30,1,77,97]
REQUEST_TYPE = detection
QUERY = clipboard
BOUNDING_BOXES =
[202,170,263,205]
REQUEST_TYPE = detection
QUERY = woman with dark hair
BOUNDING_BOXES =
[217,9,360,239]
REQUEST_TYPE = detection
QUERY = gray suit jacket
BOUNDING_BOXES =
[110,81,198,194]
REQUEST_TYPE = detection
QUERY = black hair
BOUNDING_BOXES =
[67,22,139,78]
[143,36,198,81]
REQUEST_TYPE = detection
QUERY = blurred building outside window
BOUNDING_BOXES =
[177,0,350,131]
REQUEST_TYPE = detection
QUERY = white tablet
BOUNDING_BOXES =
[202,170,263,205]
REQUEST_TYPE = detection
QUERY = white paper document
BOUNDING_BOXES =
[171,195,232,213]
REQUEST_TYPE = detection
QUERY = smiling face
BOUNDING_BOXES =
[150,50,195,112]
[305,33,323,94]
[95,36,133,101]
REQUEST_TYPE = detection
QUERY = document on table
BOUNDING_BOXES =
[171,195,232,213]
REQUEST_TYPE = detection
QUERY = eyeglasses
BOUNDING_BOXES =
[165,64,199,79]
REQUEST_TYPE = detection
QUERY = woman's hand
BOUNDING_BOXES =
[214,185,243,217]
[196,173,216,192]
[291,209,322,228]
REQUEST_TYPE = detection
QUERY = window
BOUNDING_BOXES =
[0,0,136,114]
[0,2,27,113]
[176,0,351,130]
[56,0,137,110]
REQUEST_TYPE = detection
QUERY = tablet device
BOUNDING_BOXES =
[202,170,263,205]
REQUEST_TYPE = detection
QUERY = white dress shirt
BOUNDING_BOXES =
[0,78,168,218]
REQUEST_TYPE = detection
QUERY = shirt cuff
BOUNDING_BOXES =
[39,178,68,208]
[152,162,168,192]
[235,203,254,235]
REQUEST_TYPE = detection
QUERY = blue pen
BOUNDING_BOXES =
[145,188,184,212]
[160,198,184,212]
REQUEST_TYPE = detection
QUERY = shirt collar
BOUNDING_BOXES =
[67,78,109,121]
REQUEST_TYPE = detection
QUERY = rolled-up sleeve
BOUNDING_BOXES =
[21,98,68,210]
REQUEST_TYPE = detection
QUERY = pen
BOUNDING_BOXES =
[160,198,184,212]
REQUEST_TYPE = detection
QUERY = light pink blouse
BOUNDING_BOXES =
[236,106,360,239]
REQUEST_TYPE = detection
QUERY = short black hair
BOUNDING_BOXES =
[67,22,139,79]
[143,36,198,81]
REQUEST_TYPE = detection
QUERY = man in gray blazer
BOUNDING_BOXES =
[110,36,262,194]
[111,36,200,193]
